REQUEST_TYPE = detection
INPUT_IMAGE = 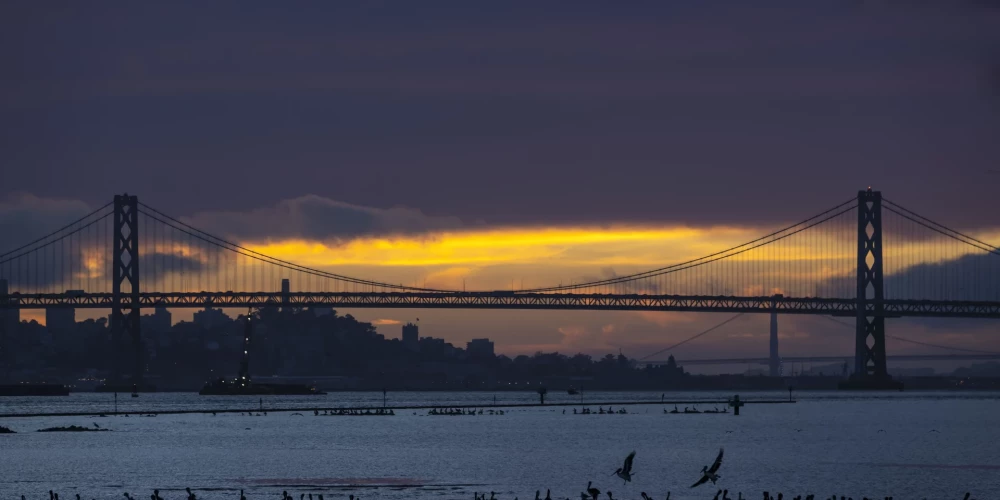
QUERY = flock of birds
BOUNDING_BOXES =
[18,491,982,500]
[572,407,629,415]
[34,489,359,500]
[428,407,506,415]
[663,406,728,414]
[19,479,981,500]
[313,408,395,416]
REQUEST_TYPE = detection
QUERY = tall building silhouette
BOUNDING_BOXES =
[402,322,419,351]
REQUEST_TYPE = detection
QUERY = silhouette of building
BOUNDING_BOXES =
[466,338,495,359]
[141,307,172,333]
[45,307,75,334]
[44,290,83,335]
[193,307,230,329]
[419,336,457,358]
[45,290,84,333]
[402,322,419,351]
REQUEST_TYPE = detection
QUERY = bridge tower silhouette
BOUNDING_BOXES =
[854,189,888,383]
[843,188,904,389]
[111,194,142,386]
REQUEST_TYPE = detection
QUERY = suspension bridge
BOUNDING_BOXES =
[0,190,998,388]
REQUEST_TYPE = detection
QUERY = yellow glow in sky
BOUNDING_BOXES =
[245,226,750,268]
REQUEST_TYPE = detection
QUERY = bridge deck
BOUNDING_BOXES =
[2,292,998,318]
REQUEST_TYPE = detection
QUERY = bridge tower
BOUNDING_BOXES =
[769,294,781,377]
[111,194,142,386]
[849,189,898,388]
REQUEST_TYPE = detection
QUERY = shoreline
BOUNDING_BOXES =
[0,398,793,418]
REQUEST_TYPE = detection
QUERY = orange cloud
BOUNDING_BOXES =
[635,311,699,328]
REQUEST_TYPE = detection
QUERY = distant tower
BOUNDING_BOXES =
[402,322,419,351]
[281,278,290,311]
[769,294,782,377]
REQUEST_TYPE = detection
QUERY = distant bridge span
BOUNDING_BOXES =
[657,353,1000,366]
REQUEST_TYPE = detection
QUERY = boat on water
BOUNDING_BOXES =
[567,387,579,395]
[199,312,325,396]
[0,383,69,396]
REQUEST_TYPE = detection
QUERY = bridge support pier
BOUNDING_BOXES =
[769,294,781,377]
[111,194,143,388]
[842,189,901,390]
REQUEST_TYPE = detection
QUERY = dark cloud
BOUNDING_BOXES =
[181,194,463,243]
[0,195,95,252]
[818,252,1000,302]
[0,3,997,230]
[0,242,205,295]
[884,252,1000,302]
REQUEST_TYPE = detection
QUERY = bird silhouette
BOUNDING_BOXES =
[691,448,724,488]
[612,451,636,484]
[587,481,601,500]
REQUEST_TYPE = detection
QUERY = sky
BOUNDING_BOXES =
[1,2,999,370]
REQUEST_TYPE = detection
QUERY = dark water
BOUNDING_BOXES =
[1,391,997,500]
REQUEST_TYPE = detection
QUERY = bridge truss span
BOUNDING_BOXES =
[2,291,997,318]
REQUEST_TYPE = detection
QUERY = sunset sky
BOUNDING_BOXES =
[2,2,999,370]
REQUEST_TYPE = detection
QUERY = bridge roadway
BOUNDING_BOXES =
[1,291,999,318]
[653,353,1000,366]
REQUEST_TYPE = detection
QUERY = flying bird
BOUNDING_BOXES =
[613,450,636,484]
[690,448,724,488]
